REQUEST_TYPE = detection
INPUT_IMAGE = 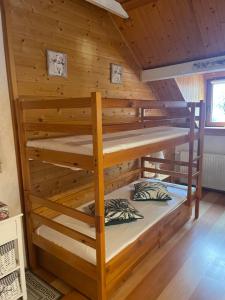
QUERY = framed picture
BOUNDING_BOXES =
[110,63,123,84]
[47,50,67,77]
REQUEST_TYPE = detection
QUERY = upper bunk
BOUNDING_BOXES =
[17,92,205,171]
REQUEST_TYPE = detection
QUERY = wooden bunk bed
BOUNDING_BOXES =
[16,92,205,300]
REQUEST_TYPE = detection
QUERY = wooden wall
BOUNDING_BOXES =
[176,75,205,102]
[6,0,159,198]
[115,0,225,69]
[149,79,184,101]
[7,0,155,100]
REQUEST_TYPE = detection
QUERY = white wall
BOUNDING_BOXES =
[204,135,225,155]
[0,9,21,215]
[178,135,225,155]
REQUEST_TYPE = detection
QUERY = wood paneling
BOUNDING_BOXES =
[115,0,225,69]
[176,75,205,102]
[7,0,155,100]
[149,79,185,101]
[5,0,161,217]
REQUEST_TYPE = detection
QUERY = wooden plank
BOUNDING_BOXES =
[27,148,94,170]
[102,99,187,108]
[20,98,92,109]
[30,194,95,226]
[143,167,189,178]
[24,123,92,134]
[103,135,191,168]
[103,119,187,133]
[91,92,106,300]
[142,156,197,167]
[32,233,97,280]
[32,212,96,249]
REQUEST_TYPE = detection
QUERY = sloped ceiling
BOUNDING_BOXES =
[116,0,225,69]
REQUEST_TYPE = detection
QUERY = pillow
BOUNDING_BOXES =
[133,181,172,201]
[88,199,144,226]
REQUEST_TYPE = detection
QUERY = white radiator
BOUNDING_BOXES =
[179,151,225,191]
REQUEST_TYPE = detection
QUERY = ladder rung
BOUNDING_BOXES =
[193,156,201,162]
[192,171,200,178]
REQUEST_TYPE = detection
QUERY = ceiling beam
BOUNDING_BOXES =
[141,54,225,82]
[85,0,129,18]
[120,0,157,11]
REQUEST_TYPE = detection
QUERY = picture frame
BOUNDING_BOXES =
[47,50,67,77]
[110,63,123,84]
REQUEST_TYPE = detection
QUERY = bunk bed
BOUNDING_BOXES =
[16,93,205,300]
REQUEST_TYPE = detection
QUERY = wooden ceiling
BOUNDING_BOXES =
[115,0,225,69]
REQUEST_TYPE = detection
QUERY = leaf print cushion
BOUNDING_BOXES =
[133,181,172,201]
[88,199,144,226]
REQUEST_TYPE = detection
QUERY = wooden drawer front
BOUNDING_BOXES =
[159,204,191,246]
[0,220,17,245]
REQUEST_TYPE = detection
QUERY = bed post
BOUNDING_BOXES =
[15,99,38,270]
[91,92,106,300]
[195,101,205,219]
[187,103,196,207]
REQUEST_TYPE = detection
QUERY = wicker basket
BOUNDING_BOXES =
[0,242,16,276]
[0,271,21,300]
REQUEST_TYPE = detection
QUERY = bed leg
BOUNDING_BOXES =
[92,92,107,300]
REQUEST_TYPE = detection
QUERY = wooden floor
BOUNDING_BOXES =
[37,190,225,300]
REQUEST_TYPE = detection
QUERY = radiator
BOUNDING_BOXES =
[179,151,225,191]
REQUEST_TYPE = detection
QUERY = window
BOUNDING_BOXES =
[206,78,225,127]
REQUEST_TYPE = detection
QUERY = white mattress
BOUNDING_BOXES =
[27,126,190,156]
[36,179,190,264]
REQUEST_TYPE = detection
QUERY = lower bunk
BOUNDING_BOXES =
[32,179,192,299]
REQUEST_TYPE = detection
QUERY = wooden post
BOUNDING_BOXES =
[15,100,37,270]
[195,101,205,219]
[187,103,196,207]
[91,92,106,300]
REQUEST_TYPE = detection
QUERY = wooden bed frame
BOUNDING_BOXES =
[16,93,205,300]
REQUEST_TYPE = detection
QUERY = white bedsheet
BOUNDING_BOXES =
[36,179,190,264]
[27,126,189,156]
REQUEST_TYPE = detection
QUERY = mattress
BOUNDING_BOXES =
[36,179,190,264]
[27,126,190,156]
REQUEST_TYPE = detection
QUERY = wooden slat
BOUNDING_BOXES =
[102,119,186,133]
[142,157,197,167]
[27,148,94,170]
[32,212,96,249]
[24,123,92,134]
[193,155,201,162]
[102,99,187,109]
[103,135,190,168]
[20,98,92,109]
[30,194,95,226]
[143,167,189,178]
[142,116,189,121]
[192,171,200,178]
[32,233,96,280]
